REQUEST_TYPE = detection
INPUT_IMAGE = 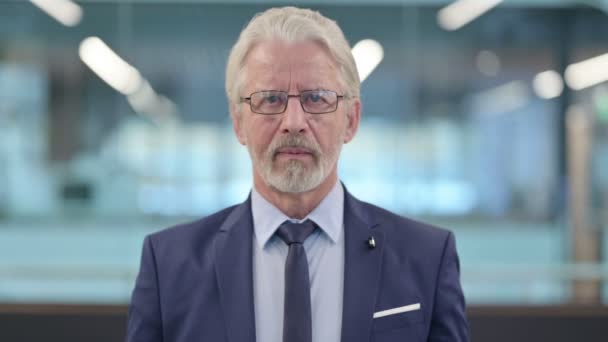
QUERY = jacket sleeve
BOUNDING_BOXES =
[428,232,470,342]
[126,235,163,342]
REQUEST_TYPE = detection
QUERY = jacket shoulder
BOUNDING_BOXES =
[357,199,453,243]
[147,204,239,250]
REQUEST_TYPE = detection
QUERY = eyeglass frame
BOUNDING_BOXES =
[238,89,350,115]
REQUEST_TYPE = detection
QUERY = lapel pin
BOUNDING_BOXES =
[368,236,376,249]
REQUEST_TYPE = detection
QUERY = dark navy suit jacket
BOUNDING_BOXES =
[126,188,469,342]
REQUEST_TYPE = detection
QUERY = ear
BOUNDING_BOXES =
[343,98,361,144]
[230,104,247,145]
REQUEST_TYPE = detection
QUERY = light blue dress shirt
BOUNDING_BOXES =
[251,181,345,342]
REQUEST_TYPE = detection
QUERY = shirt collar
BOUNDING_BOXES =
[251,180,344,249]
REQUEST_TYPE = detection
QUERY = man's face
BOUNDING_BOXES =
[232,39,360,193]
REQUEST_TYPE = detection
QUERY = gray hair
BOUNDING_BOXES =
[225,6,360,109]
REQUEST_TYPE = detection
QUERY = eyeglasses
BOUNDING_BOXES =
[239,89,347,115]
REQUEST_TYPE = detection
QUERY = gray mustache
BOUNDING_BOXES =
[269,135,321,157]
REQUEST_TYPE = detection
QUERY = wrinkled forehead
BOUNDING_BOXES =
[241,39,342,90]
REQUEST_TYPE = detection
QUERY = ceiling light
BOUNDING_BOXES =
[352,39,384,83]
[438,0,503,31]
[30,0,82,27]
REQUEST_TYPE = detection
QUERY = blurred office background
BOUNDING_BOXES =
[1,0,608,341]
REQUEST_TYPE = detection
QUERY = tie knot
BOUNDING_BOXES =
[276,219,317,245]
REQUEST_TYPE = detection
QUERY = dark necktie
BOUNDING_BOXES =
[275,219,317,342]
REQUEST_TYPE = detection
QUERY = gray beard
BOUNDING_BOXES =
[248,144,341,194]
[247,132,343,194]
[263,158,326,193]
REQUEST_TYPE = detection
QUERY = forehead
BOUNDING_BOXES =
[242,39,341,89]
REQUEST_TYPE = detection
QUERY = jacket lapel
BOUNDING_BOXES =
[212,188,385,342]
[340,188,385,342]
[214,197,256,342]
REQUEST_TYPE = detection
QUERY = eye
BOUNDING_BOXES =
[309,93,321,102]
[304,91,327,104]
[265,95,279,104]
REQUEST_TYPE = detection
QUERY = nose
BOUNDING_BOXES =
[279,96,307,134]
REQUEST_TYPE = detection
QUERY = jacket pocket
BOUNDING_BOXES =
[372,304,423,332]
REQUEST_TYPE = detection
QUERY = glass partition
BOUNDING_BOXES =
[0,0,606,305]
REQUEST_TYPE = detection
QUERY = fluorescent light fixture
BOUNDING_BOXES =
[470,80,530,115]
[438,0,503,31]
[30,0,82,27]
[79,36,142,95]
[352,39,384,82]
[127,80,158,113]
[565,52,608,90]
[533,70,564,99]
[127,80,177,118]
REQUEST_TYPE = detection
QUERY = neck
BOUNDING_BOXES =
[253,170,338,219]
